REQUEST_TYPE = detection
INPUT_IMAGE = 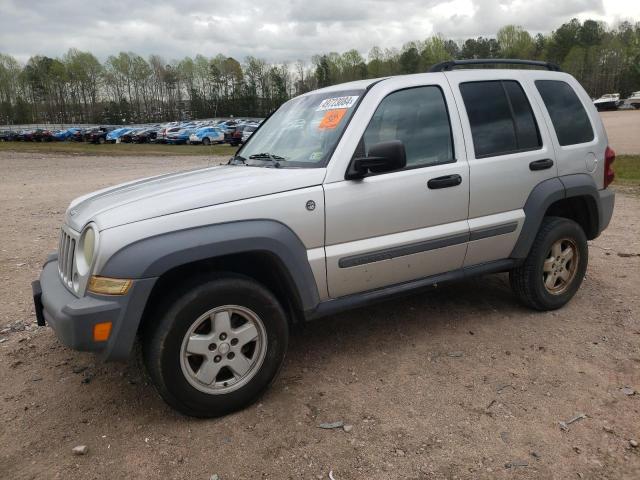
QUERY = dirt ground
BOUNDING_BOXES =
[0,151,639,480]
[600,110,640,155]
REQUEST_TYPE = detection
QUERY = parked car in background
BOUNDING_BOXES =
[593,93,621,111]
[16,129,53,141]
[120,128,146,143]
[216,121,238,134]
[189,126,225,145]
[106,128,134,143]
[241,124,258,144]
[131,128,159,143]
[224,124,245,146]
[0,130,18,141]
[627,91,640,109]
[80,127,98,142]
[156,126,182,143]
[52,128,80,141]
[88,127,114,144]
[166,127,195,144]
[69,128,84,142]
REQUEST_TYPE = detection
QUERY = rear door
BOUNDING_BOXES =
[446,70,558,266]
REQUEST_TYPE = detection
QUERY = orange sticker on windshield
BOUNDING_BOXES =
[318,108,347,130]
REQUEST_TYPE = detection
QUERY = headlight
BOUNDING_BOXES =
[76,224,98,276]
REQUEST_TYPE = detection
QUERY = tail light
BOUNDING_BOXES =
[604,146,615,188]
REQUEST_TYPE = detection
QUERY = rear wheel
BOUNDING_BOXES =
[202,137,211,146]
[510,217,588,310]
[142,275,289,417]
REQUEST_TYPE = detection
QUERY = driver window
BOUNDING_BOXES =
[361,86,455,168]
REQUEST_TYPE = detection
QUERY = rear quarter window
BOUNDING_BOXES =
[535,80,594,146]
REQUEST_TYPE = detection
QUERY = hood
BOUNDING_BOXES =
[65,165,327,231]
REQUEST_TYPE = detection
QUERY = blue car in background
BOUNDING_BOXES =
[189,126,224,145]
[106,127,134,143]
[216,121,238,134]
[166,127,195,145]
[52,128,80,141]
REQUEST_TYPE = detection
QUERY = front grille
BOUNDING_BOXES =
[58,227,77,290]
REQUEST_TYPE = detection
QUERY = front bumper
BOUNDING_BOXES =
[33,255,156,361]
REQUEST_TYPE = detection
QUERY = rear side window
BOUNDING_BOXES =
[460,80,541,158]
[535,80,594,146]
[361,86,454,168]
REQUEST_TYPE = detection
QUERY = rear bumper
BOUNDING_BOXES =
[598,188,615,233]
[34,254,156,361]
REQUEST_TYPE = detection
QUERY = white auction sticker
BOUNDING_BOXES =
[316,95,359,111]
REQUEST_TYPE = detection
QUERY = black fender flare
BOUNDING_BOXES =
[101,220,321,312]
[510,174,601,259]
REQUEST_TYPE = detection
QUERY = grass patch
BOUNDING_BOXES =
[0,141,237,157]
[614,155,640,185]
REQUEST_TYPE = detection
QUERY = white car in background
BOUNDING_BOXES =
[593,93,621,111]
[241,124,258,144]
[627,91,640,109]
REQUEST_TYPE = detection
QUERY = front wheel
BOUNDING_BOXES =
[510,217,588,311]
[202,137,211,146]
[142,275,289,417]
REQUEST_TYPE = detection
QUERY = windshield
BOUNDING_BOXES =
[236,89,364,168]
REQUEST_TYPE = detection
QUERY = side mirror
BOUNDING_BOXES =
[346,140,407,180]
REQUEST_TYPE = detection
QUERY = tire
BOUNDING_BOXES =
[509,217,588,311]
[142,275,289,417]
[202,137,211,146]
[98,137,105,144]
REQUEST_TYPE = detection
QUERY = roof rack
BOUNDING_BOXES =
[429,59,562,72]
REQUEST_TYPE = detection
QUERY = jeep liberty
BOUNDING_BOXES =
[32,59,616,417]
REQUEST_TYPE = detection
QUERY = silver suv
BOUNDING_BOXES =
[32,59,616,417]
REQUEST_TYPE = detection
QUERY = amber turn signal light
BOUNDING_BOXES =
[88,276,132,295]
[93,322,112,342]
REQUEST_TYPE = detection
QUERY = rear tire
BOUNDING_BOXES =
[202,137,211,146]
[510,217,588,311]
[142,275,289,418]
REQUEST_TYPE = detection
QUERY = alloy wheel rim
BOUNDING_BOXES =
[542,238,579,295]
[179,305,267,395]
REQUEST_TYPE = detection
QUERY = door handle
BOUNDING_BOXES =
[427,174,462,189]
[529,158,554,171]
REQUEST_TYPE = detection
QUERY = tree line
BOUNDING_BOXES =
[0,18,638,125]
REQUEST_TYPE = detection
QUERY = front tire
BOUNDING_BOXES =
[202,137,211,146]
[510,217,588,311]
[142,275,289,417]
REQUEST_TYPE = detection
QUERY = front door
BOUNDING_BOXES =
[323,78,470,298]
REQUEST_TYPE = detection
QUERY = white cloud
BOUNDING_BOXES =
[0,0,637,64]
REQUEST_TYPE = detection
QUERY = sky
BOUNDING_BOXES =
[1,0,639,64]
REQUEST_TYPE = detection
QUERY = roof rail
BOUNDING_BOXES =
[429,59,562,73]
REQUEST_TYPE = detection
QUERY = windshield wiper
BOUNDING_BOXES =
[228,155,247,165]
[248,152,285,168]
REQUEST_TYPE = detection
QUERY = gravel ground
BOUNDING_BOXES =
[0,151,639,480]
[600,110,640,155]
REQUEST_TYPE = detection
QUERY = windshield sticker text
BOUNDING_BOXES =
[316,96,359,111]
